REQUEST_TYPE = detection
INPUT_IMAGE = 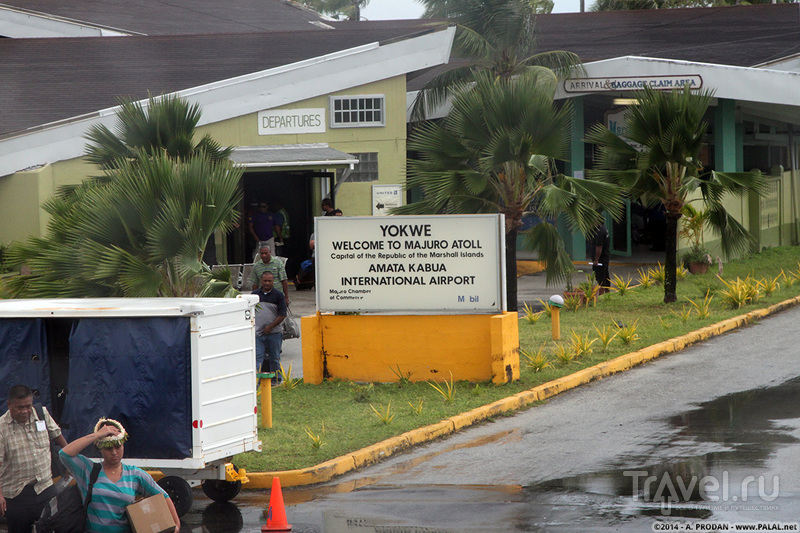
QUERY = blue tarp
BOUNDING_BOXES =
[60,317,192,459]
[0,319,50,413]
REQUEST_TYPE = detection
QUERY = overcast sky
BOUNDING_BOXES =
[360,0,584,20]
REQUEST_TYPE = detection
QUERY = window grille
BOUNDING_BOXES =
[330,95,385,128]
[339,152,378,182]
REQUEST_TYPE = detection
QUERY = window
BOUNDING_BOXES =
[339,152,378,182]
[330,95,385,128]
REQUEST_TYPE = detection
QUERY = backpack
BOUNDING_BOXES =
[33,404,66,479]
[34,462,102,533]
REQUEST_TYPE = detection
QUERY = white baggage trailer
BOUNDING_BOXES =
[0,296,263,515]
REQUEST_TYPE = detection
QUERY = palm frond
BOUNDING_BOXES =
[522,50,586,78]
[12,142,241,298]
[706,204,756,258]
[522,221,574,285]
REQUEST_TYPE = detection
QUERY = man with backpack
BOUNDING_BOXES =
[0,385,67,533]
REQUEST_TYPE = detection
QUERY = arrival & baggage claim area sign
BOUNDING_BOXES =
[315,214,506,313]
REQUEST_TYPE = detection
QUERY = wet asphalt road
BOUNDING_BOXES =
[180,303,800,533]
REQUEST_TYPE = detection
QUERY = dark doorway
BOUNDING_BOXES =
[230,171,315,277]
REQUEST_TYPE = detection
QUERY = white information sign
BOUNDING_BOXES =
[372,185,403,216]
[315,215,506,314]
[258,108,326,135]
[563,75,703,93]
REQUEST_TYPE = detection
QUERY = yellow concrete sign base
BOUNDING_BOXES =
[301,312,520,385]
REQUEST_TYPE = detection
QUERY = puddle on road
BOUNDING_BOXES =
[278,428,523,507]
[182,379,800,531]
[531,377,800,519]
[197,502,244,533]
[181,429,525,532]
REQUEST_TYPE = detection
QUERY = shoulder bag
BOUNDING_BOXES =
[282,308,300,340]
[34,462,102,533]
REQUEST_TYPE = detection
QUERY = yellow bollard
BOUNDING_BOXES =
[549,295,564,341]
[551,307,561,341]
[257,372,275,428]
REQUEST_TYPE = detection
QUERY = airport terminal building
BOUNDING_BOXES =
[3,1,800,266]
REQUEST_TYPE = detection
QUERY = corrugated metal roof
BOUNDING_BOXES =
[0,23,442,136]
[0,0,329,35]
[534,4,800,66]
[409,4,800,91]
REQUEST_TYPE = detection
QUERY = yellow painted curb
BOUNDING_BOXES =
[230,293,800,490]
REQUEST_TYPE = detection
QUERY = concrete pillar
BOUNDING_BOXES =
[560,96,586,261]
[716,98,760,251]
[714,98,737,173]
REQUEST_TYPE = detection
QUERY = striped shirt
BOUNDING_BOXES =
[59,450,169,533]
[248,256,288,291]
[0,406,62,497]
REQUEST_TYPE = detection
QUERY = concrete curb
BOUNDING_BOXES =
[243,294,800,489]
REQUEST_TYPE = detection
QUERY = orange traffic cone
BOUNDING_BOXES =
[262,476,292,531]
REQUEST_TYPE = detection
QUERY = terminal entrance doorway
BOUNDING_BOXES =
[225,170,331,278]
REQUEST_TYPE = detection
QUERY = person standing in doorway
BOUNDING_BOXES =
[248,201,279,257]
[321,198,342,216]
[272,203,290,257]
[0,385,68,533]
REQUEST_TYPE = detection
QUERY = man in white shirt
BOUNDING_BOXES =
[0,385,67,533]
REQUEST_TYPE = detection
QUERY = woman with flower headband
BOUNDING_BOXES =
[58,418,181,532]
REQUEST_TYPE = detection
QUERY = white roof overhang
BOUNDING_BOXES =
[557,56,800,109]
[0,25,456,178]
[230,144,359,170]
[0,6,133,37]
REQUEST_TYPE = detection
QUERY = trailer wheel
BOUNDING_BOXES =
[201,478,242,502]
[158,476,193,517]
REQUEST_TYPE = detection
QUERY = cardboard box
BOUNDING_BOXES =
[126,494,175,533]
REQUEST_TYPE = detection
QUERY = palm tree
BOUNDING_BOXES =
[6,151,243,298]
[586,85,768,303]
[411,0,582,121]
[85,94,232,170]
[396,70,623,310]
[301,0,369,20]
[422,0,554,17]
[7,94,242,298]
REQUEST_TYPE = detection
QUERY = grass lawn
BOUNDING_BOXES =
[236,246,800,472]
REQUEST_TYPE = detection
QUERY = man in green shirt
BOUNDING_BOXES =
[249,245,290,305]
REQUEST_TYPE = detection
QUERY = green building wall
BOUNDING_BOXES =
[0,158,94,245]
[196,75,409,218]
[0,76,410,246]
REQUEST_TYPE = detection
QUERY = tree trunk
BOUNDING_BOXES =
[663,212,680,303]
[506,226,518,311]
